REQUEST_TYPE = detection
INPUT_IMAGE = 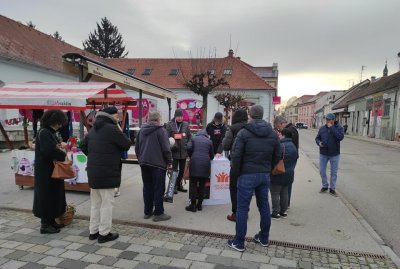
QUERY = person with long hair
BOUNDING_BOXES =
[33,109,68,234]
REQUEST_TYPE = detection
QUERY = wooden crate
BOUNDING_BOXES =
[15,174,90,192]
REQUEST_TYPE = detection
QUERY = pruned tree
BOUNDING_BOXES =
[184,71,229,125]
[214,92,246,123]
[27,21,36,29]
[83,17,128,58]
[53,31,63,41]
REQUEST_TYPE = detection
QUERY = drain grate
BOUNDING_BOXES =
[1,207,387,259]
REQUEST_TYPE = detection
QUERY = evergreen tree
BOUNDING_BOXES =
[53,31,63,41]
[83,17,128,58]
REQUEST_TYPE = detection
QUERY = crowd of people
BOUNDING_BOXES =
[33,106,344,250]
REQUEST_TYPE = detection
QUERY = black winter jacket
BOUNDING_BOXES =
[231,119,280,176]
[33,127,67,220]
[135,122,173,170]
[81,112,131,189]
[206,121,227,154]
[187,130,214,178]
[165,119,191,160]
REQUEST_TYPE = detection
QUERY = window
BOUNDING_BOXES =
[142,68,152,75]
[127,68,135,75]
[208,69,215,75]
[223,69,232,75]
[169,69,179,76]
[383,99,391,117]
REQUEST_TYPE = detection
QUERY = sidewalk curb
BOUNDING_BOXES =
[302,146,400,268]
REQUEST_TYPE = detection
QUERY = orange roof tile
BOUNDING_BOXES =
[0,15,103,73]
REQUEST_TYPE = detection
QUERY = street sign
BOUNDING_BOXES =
[272,96,281,104]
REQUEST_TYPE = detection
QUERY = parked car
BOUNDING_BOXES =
[295,122,308,129]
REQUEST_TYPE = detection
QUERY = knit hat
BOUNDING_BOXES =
[101,107,118,115]
[325,113,335,120]
[214,112,223,121]
[249,105,263,119]
[232,109,248,125]
[174,109,183,117]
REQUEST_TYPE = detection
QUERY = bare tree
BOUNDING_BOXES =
[53,31,63,41]
[214,92,246,123]
[184,71,229,125]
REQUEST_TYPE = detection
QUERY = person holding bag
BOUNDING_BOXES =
[270,128,298,220]
[33,110,68,234]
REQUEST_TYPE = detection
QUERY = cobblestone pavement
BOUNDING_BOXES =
[0,209,397,269]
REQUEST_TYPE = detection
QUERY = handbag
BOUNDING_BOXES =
[182,160,190,180]
[52,157,75,180]
[272,143,285,175]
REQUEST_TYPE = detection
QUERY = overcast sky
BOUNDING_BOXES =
[2,0,400,101]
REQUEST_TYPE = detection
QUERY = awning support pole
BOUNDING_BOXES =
[167,98,172,121]
[78,64,85,141]
[139,90,143,127]
[0,122,14,150]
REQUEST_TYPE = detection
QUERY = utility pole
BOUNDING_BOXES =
[347,79,354,88]
[360,65,366,82]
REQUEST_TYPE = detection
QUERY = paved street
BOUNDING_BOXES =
[300,129,400,258]
[1,132,400,268]
[0,209,397,269]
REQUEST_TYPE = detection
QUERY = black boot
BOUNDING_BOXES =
[40,224,60,234]
[197,200,203,211]
[98,232,119,243]
[185,200,197,212]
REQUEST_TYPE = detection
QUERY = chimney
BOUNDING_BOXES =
[228,49,234,58]
[371,76,376,82]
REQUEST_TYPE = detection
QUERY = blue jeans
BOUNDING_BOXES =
[235,173,271,246]
[141,166,166,216]
[319,154,340,190]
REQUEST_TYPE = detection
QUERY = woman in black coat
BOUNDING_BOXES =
[33,110,68,234]
[186,129,214,212]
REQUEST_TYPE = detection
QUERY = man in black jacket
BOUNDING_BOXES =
[81,107,132,243]
[206,112,227,155]
[136,111,173,222]
[228,105,280,252]
[165,109,191,193]
[273,116,299,208]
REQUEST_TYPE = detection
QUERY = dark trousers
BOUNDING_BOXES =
[141,166,166,216]
[189,177,207,202]
[172,159,186,186]
[288,182,293,207]
[229,169,239,214]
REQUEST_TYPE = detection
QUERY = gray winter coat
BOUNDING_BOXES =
[187,130,214,178]
[165,119,191,160]
[135,122,173,170]
[81,112,132,189]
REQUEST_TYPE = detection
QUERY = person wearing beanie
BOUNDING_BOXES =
[206,112,228,155]
[315,113,344,197]
[227,104,280,252]
[165,108,191,193]
[135,111,173,222]
[221,109,248,222]
[80,107,132,243]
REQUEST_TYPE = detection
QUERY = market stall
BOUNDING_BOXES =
[0,82,135,192]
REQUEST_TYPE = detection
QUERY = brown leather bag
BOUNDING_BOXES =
[52,158,75,180]
[272,143,285,175]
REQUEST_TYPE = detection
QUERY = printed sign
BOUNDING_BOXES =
[203,157,231,205]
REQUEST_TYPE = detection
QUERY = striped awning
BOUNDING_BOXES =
[0,82,135,110]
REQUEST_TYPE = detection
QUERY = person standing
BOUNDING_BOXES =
[206,112,228,155]
[315,113,344,196]
[273,116,299,208]
[165,109,191,193]
[221,109,248,222]
[228,105,280,252]
[270,128,298,220]
[33,110,68,234]
[81,107,131,243]
[136,111,173,222]
[185,129,214,212]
